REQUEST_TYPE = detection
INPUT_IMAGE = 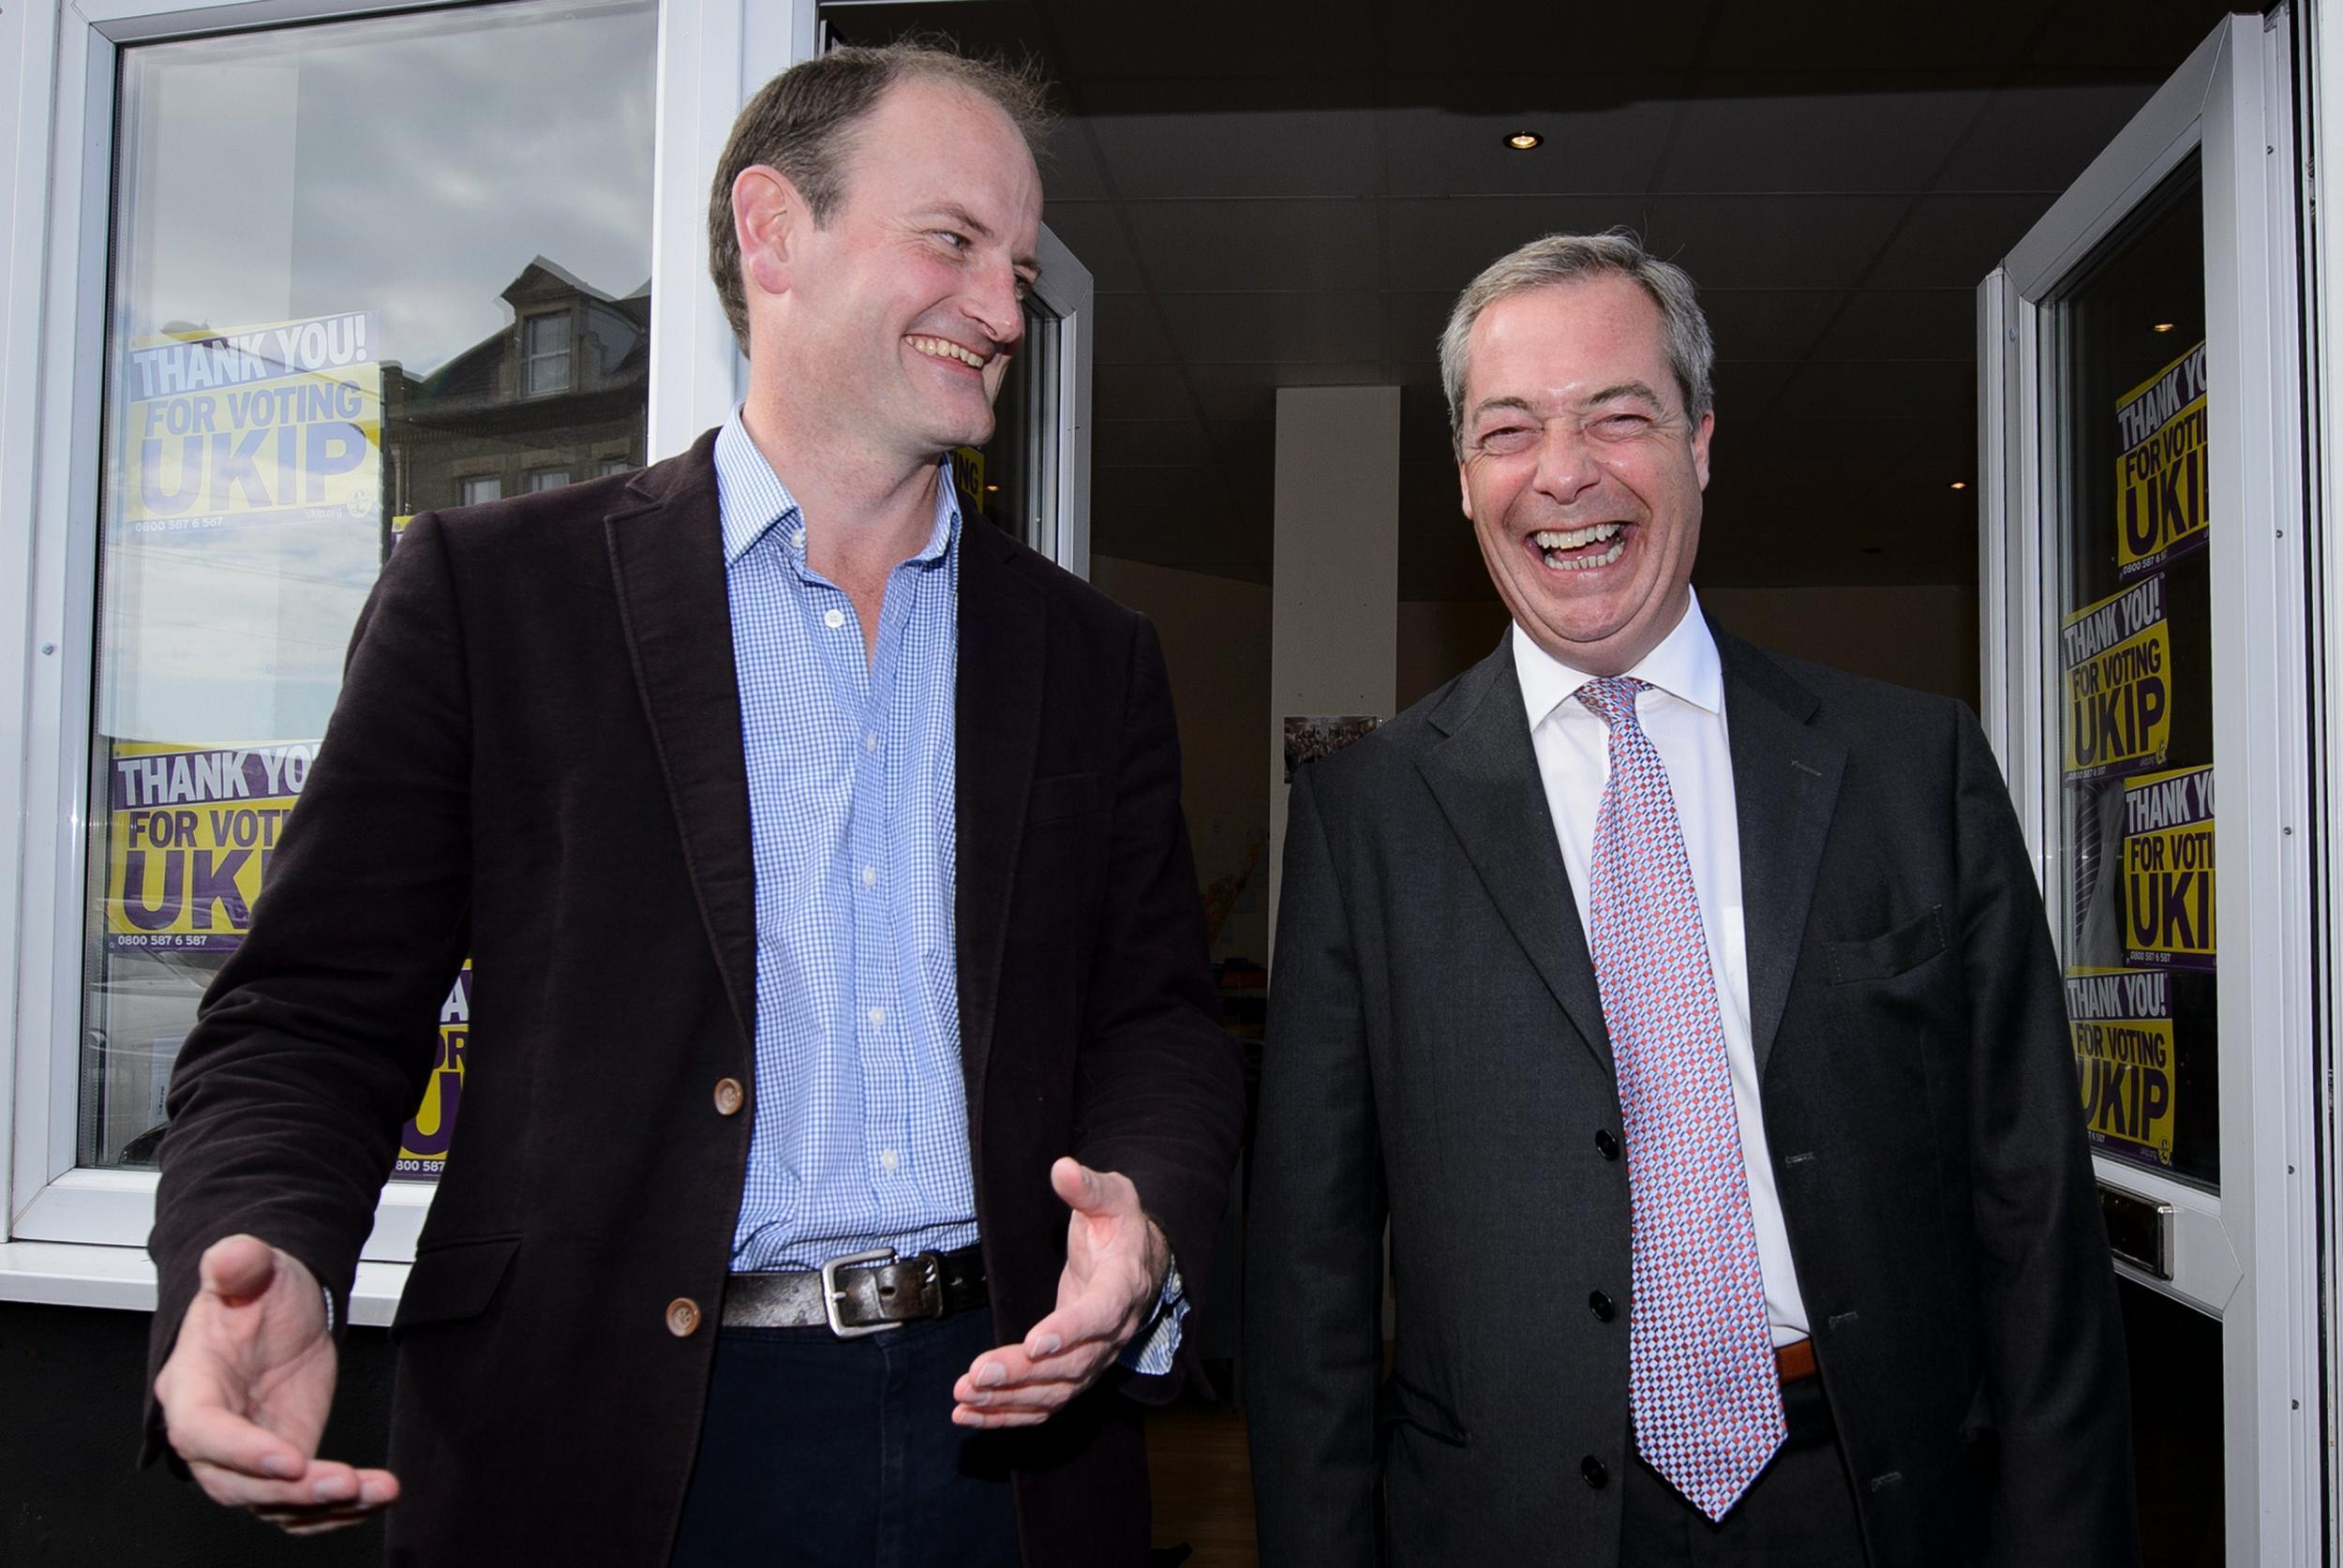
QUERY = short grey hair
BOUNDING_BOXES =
[1438,229,1714,452]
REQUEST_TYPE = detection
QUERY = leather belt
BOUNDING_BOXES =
[1775,1337,1819,1384]
[721,1244,988,1337]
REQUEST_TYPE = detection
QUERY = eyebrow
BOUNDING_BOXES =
[1468,382,1667,426]
[924,203,1042,277]
[1584,381,1666,410]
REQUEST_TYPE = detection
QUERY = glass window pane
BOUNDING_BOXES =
[82,0,657,1176]
[2045,154,2216,1189]
[962,299,1057,555]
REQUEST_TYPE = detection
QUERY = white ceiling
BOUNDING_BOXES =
[828,0,2246,590]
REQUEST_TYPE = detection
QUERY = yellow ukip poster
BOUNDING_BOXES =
[106,740,313,952]
[2121,764,2214,970]
[106,738,468,1179]
[118,312,381,535]
[2115,340,2209,582]
[2067,966,2176,1171]
[2060,572,2172,783]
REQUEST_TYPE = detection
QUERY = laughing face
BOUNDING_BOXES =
[756,76,1042,463]
[1455,273,1712,677]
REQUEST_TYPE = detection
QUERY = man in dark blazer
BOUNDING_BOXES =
[143,43,1242,1566]
[1245,231,2135,1566]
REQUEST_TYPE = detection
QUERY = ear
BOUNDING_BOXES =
[1455,456,1474,521]
[732,165,801,304]
[1690,410,1714,491]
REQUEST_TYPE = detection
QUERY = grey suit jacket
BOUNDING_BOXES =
[1244,621,2136,1568]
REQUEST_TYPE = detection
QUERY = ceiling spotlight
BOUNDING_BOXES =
[1506,131,1543,151]
[985,484,1000,492]
[2152,321,2177,333]
[1950,481,1968,491]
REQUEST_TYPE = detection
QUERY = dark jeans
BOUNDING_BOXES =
[1619,1377,1869,1567]
[671,1307,1022,1568]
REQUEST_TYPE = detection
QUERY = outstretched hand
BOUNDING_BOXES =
[154,1234,399,1533]
[951,1157,1170,1428]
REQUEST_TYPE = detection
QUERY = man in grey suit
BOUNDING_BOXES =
[1244,231,2136,1566]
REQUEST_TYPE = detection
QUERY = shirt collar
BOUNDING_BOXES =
[712,405,963,568]
[1512,587,1724,730]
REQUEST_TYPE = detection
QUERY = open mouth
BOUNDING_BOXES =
[1530,522,1626,572]
[907,335,992,372]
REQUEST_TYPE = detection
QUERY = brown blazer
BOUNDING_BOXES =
[144,432,1244,1566]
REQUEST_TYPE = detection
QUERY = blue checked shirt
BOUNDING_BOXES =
[713,411,1182,1369]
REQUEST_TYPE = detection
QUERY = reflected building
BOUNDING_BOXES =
[380,256,648,535]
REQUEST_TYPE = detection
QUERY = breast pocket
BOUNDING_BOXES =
[1026,770,1105,825]
[389,1235,519,1341]
[1825,903,1948,986]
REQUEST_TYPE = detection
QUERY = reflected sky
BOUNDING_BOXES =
[120,0,655,372]
[100,0,655,743]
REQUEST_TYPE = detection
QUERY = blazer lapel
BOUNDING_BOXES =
[953,520,1045,1110]
[1716,627,1845,1079]
[604,432,758,1050]
[1417,643,1614,1073]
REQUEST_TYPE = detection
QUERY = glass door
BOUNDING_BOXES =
[1979,13,2314,1564]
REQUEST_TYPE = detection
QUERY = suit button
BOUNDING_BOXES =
[1595,1129,1619,1160]
[1589,1290,1616,1322]
[665,1297,702,1337]
[1581,1456,1607,1488]
[713,1078,745,1116]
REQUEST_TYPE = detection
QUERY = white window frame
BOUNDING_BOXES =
[1977,13,2320,1560]
[0,0,816,1325]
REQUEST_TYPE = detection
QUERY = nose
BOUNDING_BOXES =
[966,259,1025,355]
[1530,418,1600,505]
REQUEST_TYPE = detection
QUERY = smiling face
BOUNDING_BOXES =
[1456,273,1713,677]
[746,76,1042,464]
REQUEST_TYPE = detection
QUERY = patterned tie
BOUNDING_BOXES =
[1575,675,1784,1520]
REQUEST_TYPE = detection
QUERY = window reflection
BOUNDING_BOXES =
[82,0,656,1174]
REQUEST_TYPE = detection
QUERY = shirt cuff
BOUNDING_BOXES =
[1118,1259,1186,1376]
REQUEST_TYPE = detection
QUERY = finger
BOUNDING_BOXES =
[1022,1274,1151,1359]
[956,1370,1098,1414]
[255,1472,397,1534]
[952,1403,1056,1429]
[165,1397,313,1485]
[254,1495,394,1535]
[953,1346,1103,1402]
[190,1457,368,1511]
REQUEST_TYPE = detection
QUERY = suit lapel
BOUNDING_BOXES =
[953,520,1045,1111]
[604,433,758,1049]
[1417,643,1614,1072]
[1716,627,1844,1079]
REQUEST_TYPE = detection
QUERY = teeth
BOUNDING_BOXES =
[1541,537,1627,572]
[1531,523,1622,551]
[908,336,988,369]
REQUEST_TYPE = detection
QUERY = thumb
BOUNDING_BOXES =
[197,1234,282,1307]
[1052,1157,1108,1216]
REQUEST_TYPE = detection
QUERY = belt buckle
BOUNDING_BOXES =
[821,1247,903,1338]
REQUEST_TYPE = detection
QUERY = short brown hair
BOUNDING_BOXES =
[706,42,1052,355]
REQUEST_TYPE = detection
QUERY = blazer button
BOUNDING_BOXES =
[665,1296,703,1337]
[1595,1128,1620,1160]
[713,1078,745,1116]
[1581,1455,1608,1488]
[1589,1290,1616,1322]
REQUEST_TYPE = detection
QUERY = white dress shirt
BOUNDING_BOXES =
[1512,590,1813,1346]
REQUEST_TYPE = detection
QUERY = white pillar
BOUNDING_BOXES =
[1267,386,1400,953]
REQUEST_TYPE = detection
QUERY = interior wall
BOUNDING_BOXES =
[1090,554,1275,965]
[1395,586,1982,713]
